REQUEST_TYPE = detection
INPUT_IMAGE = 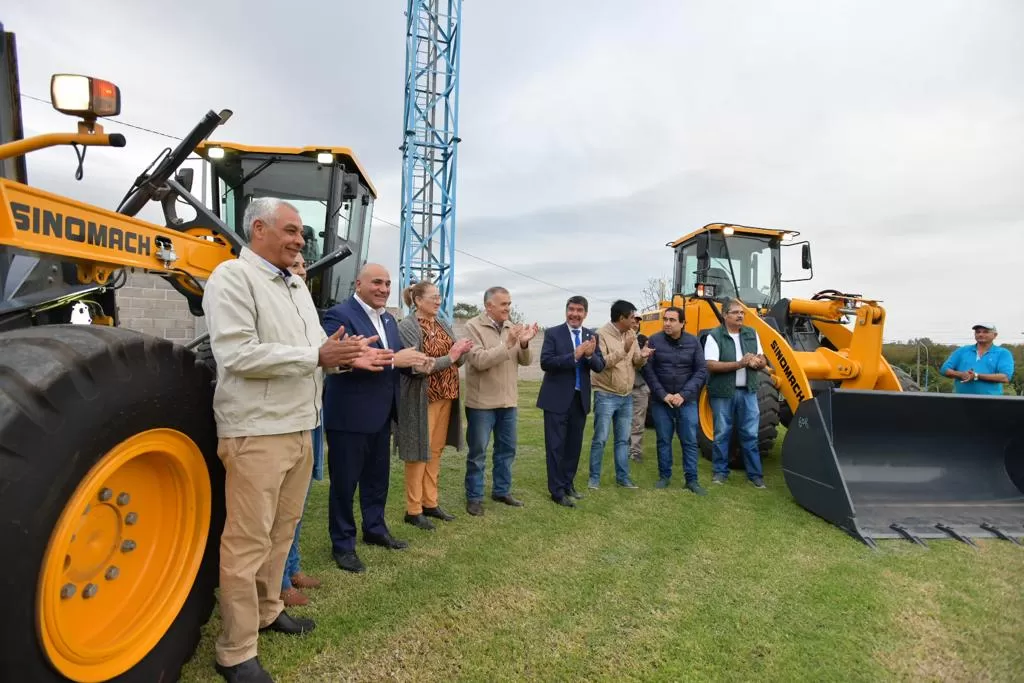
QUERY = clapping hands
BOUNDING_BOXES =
[574,336,597,360]
[449,338,474,362]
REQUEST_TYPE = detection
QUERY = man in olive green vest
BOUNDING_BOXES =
[703,298,767,489]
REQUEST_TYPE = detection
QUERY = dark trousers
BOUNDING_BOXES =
[326,426,391,554]
[543,391,587,500]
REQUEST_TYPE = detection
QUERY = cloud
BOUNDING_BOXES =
[6,0,1023,345]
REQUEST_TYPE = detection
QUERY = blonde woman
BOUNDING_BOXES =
[396,281,473,530]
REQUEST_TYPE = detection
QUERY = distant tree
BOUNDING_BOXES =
[509,304,525,325]
[453,302,480,319]
[639,275,671,312]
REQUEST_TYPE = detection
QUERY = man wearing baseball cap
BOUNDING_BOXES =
[939,323,1015,395]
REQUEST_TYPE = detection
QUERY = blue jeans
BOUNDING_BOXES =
[465,407,518,502]
[650,399,699,482]
[588,391,634,485]
[283,421,324,590]
[711,391,763,479]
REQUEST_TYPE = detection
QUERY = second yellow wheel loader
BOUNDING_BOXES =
[640,223,1024,548]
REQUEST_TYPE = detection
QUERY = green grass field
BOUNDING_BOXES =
[181,381,1023,682]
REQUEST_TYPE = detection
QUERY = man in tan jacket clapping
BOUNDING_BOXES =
[587,299,653,489]
[462,286,538,516]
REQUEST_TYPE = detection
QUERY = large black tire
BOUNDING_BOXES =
[0,325,223,682]
[698,382,781,467]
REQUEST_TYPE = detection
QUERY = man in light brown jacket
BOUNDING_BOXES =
[587,299,653,489]
[462,286,538,516]
[204,198,390,683]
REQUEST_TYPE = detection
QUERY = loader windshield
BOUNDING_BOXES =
[206,150,375,309]
[676,232,780,306]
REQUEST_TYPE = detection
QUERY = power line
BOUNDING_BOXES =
[20,93,184,140]
[19,92,616,305]
[370,215,611,302]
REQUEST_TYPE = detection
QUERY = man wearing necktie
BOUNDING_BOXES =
[537,296,606,507]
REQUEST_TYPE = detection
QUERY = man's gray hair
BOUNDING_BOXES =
[483,286,509,304]
[242,197,297,239]
[722,297,746,314]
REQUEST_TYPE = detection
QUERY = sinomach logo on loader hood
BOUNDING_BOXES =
[770,339,806,402]
[10,202,152,256]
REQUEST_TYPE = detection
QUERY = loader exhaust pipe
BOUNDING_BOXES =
[781,387,1024,547]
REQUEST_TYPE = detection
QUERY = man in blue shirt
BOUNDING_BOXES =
[939,323,1015,395]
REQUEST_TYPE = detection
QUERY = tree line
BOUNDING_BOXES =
[883,339,1023,395]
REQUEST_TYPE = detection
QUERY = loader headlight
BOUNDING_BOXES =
[696,283,716,298]
[316,151,334,165]
[206,146,226,160]
[50,74,121,119]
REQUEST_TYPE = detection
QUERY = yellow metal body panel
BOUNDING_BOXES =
[667,222,796,248]
[0,179,236,286]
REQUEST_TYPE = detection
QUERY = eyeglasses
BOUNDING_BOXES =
[420,295,442,302]
[727,310,745,316]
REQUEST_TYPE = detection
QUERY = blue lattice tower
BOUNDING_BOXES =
[399,0,463,323]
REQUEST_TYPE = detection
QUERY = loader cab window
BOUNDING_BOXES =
[676,233,781,306]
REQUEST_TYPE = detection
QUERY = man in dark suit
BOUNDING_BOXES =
[323,263,430,573]
[536,296,606,507]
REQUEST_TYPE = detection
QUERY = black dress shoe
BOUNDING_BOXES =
[568,487,583,500]
[551,495,576,508]
[423,505,456,521]
[333,550,366,573]
[491,493,524,507]
[259,611,315,636]
[404,513,436,530]
[363,532,409,549]
[466,501,484,516]
[215,656,274,683]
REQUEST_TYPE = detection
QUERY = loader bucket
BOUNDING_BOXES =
[781,387,1024,547]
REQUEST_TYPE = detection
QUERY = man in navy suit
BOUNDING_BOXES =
[322,263,430,573]
[536,296,606,507]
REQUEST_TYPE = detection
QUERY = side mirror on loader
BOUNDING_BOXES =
[802,243,813,270]
[696,232,710,271]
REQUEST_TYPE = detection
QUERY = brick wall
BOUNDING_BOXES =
[115,272,199,344]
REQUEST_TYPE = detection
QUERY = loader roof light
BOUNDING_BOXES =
[206,146,226,160]
[781,231,796,242]
[316,151,334,165]
[722,226,735,236]
[50,74,121,119]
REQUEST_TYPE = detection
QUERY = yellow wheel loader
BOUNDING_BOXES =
[640,222,1024,548]
[0,28,376,681]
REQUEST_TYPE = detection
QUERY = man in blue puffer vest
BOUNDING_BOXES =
[703,298,767,489]
[642,306,708,494]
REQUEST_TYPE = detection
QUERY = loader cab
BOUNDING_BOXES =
[672,224,789,309]
[196,142,377,312]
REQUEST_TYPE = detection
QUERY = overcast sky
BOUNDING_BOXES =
[6,0,1023,343]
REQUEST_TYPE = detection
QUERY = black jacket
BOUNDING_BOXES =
[642,331,708,403]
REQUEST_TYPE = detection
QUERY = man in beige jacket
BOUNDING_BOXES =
[462,286,538,516]
[588,299,653,489]
[203,197,389,683]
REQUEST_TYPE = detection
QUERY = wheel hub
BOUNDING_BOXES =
[37,428,211,683]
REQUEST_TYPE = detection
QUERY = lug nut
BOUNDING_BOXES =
[121,540,136,553]
[117,492,130,506]
[105,566,120,581]
[98,488,112,502]
[82,583,98,599]
[61,584,76,599]
[125,512,138,525]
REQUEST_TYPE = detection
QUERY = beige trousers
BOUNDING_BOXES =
[405,399,452,515]
[630,384,650,457]
[215,431,313,667]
